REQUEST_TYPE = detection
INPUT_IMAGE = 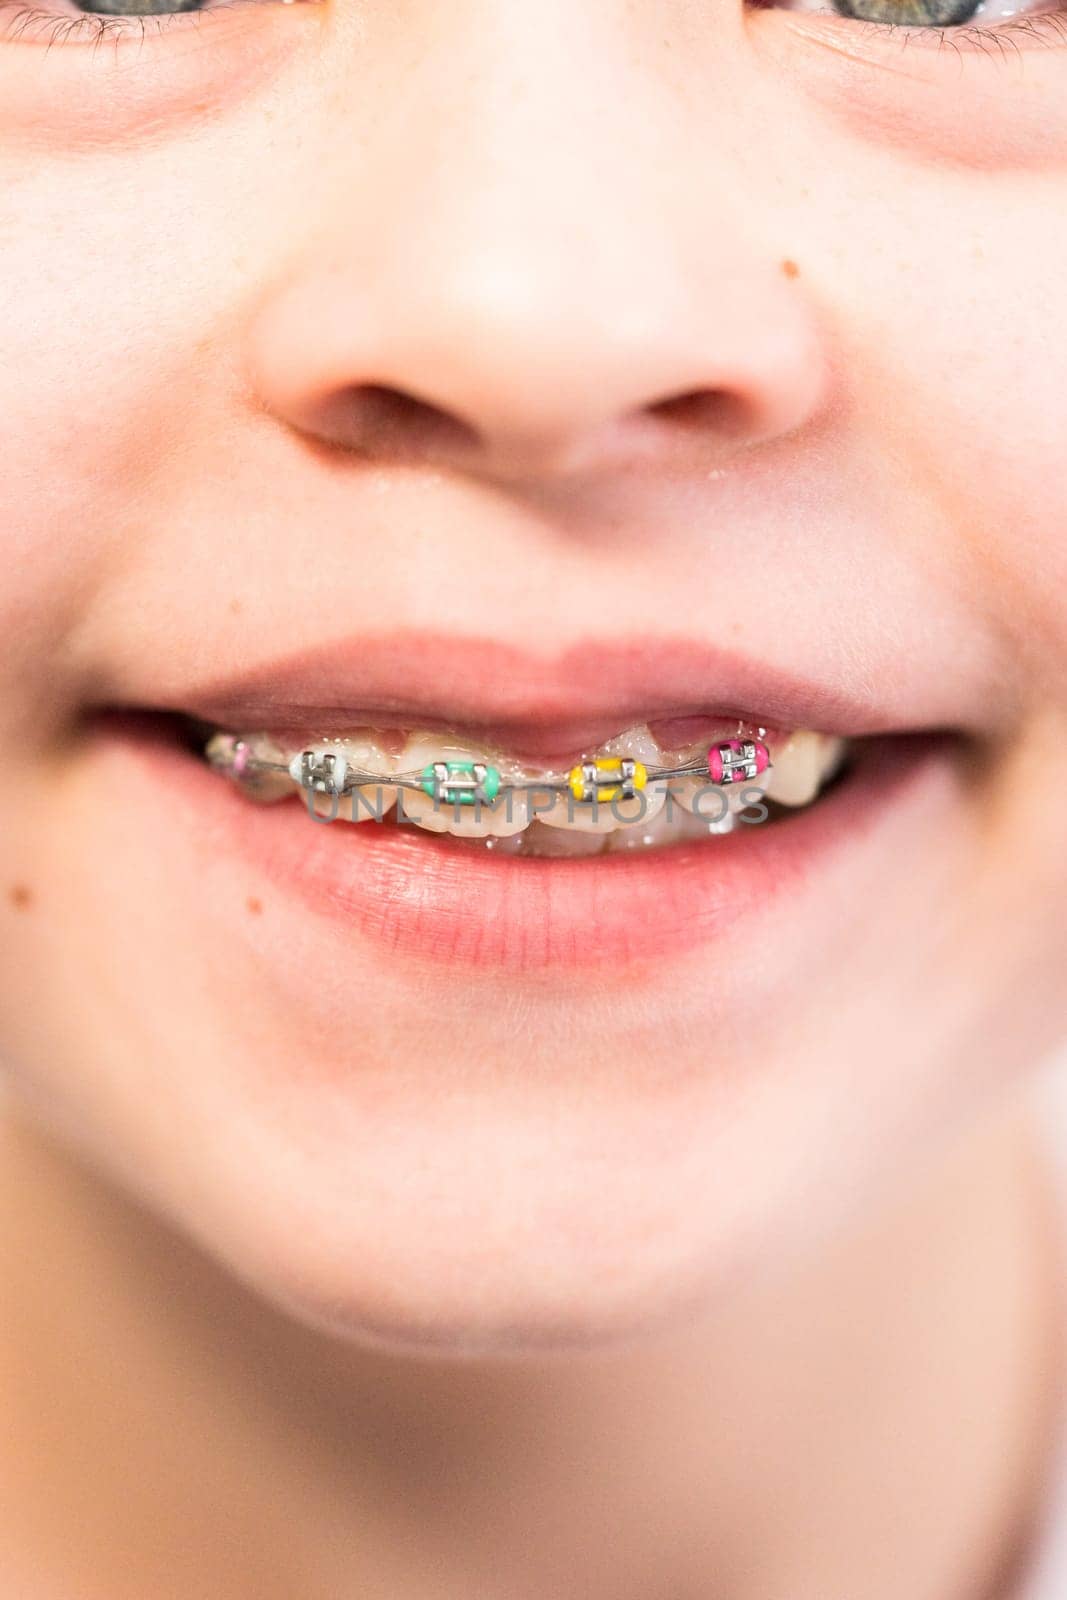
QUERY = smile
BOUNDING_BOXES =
[201,721,848,858]
[81,631,969,970]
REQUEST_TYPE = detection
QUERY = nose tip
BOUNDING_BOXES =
[246,256,828,486]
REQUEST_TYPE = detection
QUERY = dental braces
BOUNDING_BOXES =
[209,733,773,808]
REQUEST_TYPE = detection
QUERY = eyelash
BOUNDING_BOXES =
[846,7,1067,54]
[0,0,255,48]
[1,0,1067,53]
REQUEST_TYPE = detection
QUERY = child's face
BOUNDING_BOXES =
[1,0,1065,1349]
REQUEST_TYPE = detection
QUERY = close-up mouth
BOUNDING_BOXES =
[61,631,983,971]
[80,688,968,971]
[89,698,960,843]
[198,712,844,857]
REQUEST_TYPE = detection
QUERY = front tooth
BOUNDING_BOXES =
[538,765,667,834]
[523,725,664,834]
[396,736,529,837]
[764,731,827,807]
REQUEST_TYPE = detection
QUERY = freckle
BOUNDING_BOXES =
[9,884,33,910]
[229,597,243,615]
[781,259,800,279]
[246,896,263,916]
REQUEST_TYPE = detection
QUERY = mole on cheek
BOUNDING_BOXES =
[9,884,33,910]
[781,259,800,279]
[246,896,263,916]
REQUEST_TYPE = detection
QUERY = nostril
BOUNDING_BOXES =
[646,388,753,440]
[328,384,482,461]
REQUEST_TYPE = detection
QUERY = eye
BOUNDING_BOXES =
[77,0,203,11]
[0,0,308,47]
[775,0,1041,26]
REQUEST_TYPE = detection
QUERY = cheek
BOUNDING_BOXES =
[0,146,254,727]
[0,167,169,722]
[901,234,1067,689]
[793,164,1067,694]
[730,40,1067,690]
[0,78,331,727]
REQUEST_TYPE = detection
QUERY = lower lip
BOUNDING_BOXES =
[94,720,960,973]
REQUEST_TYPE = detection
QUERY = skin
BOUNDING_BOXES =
[1,0,1067,1593]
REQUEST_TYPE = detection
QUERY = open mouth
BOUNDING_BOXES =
[191,715,852,859]
[81,630,968,970]
[93,704,955,873]
[87,705,959,867]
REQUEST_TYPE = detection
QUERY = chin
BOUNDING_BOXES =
[61,1000,1027,1361]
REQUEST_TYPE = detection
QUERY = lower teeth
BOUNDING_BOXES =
[430,779,781,856]
[478,808,738,857]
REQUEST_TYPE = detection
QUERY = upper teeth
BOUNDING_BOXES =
[204,725,847,842]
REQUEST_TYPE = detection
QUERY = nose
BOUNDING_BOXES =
[244,8,829,486]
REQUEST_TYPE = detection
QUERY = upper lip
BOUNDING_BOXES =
[122,629,952,756]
